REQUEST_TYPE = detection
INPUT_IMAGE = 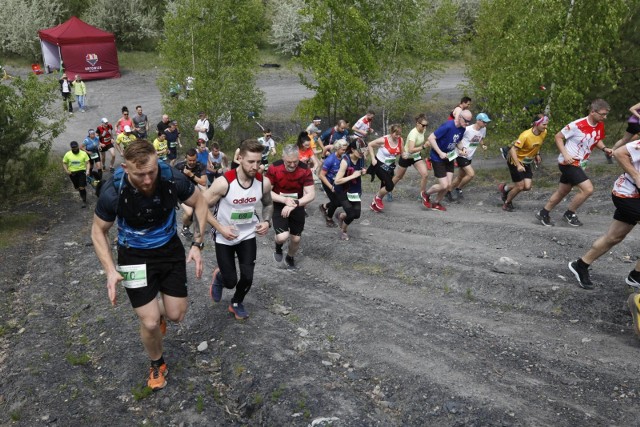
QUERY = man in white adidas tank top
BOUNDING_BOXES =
[200,139,274,320]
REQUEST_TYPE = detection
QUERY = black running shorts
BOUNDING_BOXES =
[456,157,472,168]
[69,171,87,189]
[432,158,454,178]
[508,162,533,182]
[612,194,640,225]
[626,122,640,136]
[559,164,589,186]
[273,203,306,236]
[122,259,188,308]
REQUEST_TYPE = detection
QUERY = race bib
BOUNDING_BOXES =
[117,264,147,289]
[280,192,299,199]
[412,152,422,161]
[347,192,361,202]
[447,150,458,161]
[384,156,397,165]
[580,159,589,170]
[230,208,254,224]
[522,156,534,165]
[90,152,100,160]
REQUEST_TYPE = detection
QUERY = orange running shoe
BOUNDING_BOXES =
[148,363,168,391]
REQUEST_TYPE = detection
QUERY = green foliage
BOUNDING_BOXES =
[82,0,161,50]
[65,353,90,366]
[296,0,459,125]
[158,0,266,145]
[468,0,629,136]
[0,75,66,199]
[132,384,153,401]
[0,0,66,59]
[0,213,39,249]
[269,0,310,56]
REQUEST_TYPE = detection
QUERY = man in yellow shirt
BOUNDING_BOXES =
[116,125,137,156]
[153,131,169,162]
[498,114,549,212]
[62,141,91,208]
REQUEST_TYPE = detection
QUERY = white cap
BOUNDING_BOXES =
[101,117,108,123]
[124,125,132,132]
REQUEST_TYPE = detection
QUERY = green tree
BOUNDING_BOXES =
[158,0,265,144]
[467,0,630,135]
[0,0,66,59]
[82,0,161,50]
[0,75,66,198]
[296,0,459,126]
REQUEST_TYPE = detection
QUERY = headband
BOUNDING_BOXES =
[534,116,549,127]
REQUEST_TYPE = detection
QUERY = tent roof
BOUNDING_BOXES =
[38,16,115,45]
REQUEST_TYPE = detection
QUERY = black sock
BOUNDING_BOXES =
[577,258,589,268]
[285,255,294,262]
[541,208,549,216]
[151,355,165,367]
[79,189,87,202]
[564,209,575,216]
[275,243,283,253]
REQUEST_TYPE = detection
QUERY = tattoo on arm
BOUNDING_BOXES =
[261,191,273,222]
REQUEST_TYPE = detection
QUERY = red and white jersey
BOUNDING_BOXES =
[557,117,605,167]
[612,141,640,199]
[214,169,263,245]
[376,136,402,165]
[353,115,372,137]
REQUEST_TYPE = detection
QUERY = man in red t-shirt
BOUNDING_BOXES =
[266,145,316,270]
[97,118,116,172]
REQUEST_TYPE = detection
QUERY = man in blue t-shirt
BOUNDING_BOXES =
[423,109,473,211]
[91,140,208,392]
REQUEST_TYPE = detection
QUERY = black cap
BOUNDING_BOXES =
[70,141,79,148]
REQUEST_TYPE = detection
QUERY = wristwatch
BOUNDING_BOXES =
[191,241,204,250]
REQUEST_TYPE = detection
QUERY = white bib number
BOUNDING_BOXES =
[90,152,100,160]
[347,192,361,202]
[280,192,298,199]
[580,159,589,170]
[447,150,458,161]
[412,152,422,161]
[230,208,254,224]
[117,264,147,289]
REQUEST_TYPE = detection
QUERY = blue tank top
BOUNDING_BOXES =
[336,154,364,194]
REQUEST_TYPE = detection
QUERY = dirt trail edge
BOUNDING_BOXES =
[2,165,640,426]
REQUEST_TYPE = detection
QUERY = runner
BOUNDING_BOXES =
[333,138,367,240]
[97,118,116,172]
[266,144,316,270]
[115,106,134,135]
[422,110,473,211]
[448,97,472,121]
[257,129,276,173]
[165,121,181,167]
[62,141,91,208]
[498,114,548,211]
[536,99,613,226]
[116,125,138,157]
[202,139,273,320]
[175,148,208,239]
[394,114,430,206]
[152,131,169,162]
[448,113,490,202]
[352,111,375,139]
[367,124,404,213]
[318,139,349,227]
[207,141,228,184]
[568,141,640,290]
[91,140,208,391]
[297,131,321,175]
[81,129,103,196]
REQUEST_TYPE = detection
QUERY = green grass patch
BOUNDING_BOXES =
[0,213,39,249]
[118,51,160,72]
[65,353,91,366]
[195,395,204,413]
[132,384,153,401]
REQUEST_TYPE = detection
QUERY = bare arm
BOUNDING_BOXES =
[91,215,122,306]
[334,158,362,185]
[255,178,273,236]
[182,187,208,278]
[614,144,640,184]
[428,132,446,159]
[629,102,640,120]
[554,131,573,164]
[202,178,238,241]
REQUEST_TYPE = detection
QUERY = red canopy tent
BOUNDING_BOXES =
[38,17,120,80]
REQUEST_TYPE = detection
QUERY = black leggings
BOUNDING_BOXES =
[321,182,341,217]
[373,162,395,192]
[337,192,361,225]
[215,237,257,304]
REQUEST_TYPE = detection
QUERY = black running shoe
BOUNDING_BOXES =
[284,255,297,270]
[563,212,583,227]
[445,191,455,203]
[626,270,640,289]
[568,260,594,290]
[535,210,554,226]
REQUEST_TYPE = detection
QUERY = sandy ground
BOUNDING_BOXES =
[2,65,640,426]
